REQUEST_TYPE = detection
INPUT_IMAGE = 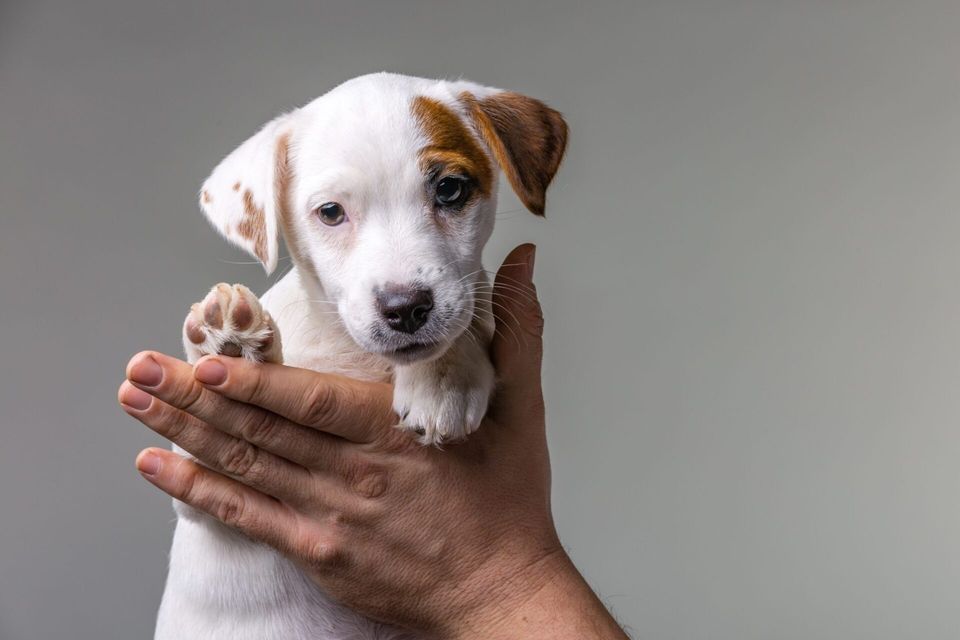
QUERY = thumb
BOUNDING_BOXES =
[490,243,544,414]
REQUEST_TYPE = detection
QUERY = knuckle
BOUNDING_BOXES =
[328,510,348,527]
[176,460,204,505]
[302,382,340,428]
[240,411,278,447]
[220,440,260,478]
[177,381,207,416]
[214,491,248,529]
[345,459,388,499]
[162,408,192,442]
[245,365,269,404]
[354,470,389,499]
[307,537,346,569]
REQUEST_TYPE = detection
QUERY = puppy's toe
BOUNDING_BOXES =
[393,381,491,446]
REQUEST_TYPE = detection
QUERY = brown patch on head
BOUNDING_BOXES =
[458,91,568,217]
[201,190,212,204]
[238,189,268,264]
[231,181,241,192]
[412,96,493,199]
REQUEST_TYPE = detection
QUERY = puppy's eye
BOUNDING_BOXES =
[435,177,468,207]
[316,202,346,226]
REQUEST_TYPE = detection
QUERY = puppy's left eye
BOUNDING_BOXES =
[435,177,469,207]
[316,202,346,226]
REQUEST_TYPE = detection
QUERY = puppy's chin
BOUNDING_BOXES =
[344,326,449,365]
[378,340,448,365]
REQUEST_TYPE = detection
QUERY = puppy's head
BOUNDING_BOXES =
[198,73,567,364]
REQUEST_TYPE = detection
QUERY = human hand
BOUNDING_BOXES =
[119,244,627,638]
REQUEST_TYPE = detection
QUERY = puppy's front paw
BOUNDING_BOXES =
[182,283,282,364]
[393,358,495,446]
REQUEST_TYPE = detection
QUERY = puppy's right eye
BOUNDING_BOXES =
[435,176,469,208]
[316,202,346,226]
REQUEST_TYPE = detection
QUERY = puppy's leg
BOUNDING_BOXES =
[183,283,282,365]
[393,320,495,446]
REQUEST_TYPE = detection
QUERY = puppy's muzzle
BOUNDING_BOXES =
[376,284,434,334]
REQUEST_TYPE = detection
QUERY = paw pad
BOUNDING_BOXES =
[182,283,281,363]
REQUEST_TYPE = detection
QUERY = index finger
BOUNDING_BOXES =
[193,356,397,443]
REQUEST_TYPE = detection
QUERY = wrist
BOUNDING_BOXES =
[445,544,628,640]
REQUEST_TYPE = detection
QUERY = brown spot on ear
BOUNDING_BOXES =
[201,190,212,204]
[273,132,293,226]
[459,91,568,217]
[273,131,319,273]
[232,182,241,192]
[238,189,269,264]
[412,96,493,198]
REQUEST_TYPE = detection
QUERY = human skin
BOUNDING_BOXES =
[119,244,628,639]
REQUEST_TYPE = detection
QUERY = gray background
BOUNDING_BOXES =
[3,0,960,638]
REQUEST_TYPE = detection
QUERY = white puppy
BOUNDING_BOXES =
[157,73,567,640]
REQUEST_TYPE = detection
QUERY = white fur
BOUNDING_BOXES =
[158,72,551,639]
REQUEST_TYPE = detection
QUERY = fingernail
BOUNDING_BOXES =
[195,358,227,386]
[129,355,163,387]
[525,244,537,281]
[120,386,152,411]
[137,451,161,477]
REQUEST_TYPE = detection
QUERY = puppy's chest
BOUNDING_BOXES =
[283,343,394,384]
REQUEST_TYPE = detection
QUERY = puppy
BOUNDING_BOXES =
[157,73,567,640]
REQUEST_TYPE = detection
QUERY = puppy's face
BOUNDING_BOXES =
[199,73,567,363]
[286,88,500,364]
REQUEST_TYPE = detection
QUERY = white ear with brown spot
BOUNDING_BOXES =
[198,112,297,274]
[459,90,568,216]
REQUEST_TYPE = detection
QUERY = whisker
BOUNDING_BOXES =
[270,268,293,285]
[486,300,528,349]
[467,283,538,305]
[468,303,522,349]
[217,256,293,266]
[456,268,489,285]
[448,319,482,349]
[468,281,537,296]
[483,270,538,293]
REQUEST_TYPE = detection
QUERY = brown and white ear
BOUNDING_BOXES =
[198,112,297,274]
[460,91,568,216]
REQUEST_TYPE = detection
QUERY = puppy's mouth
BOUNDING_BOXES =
[342,291,474,364]
[345,321,452,365]
[381,340,445,364]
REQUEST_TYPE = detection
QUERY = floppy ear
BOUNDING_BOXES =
[198,112,297,274]
[460,91,568,216]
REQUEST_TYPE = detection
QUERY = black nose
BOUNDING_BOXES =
[377,285,434,334]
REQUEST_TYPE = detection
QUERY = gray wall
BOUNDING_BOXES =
[3,1,960,638]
